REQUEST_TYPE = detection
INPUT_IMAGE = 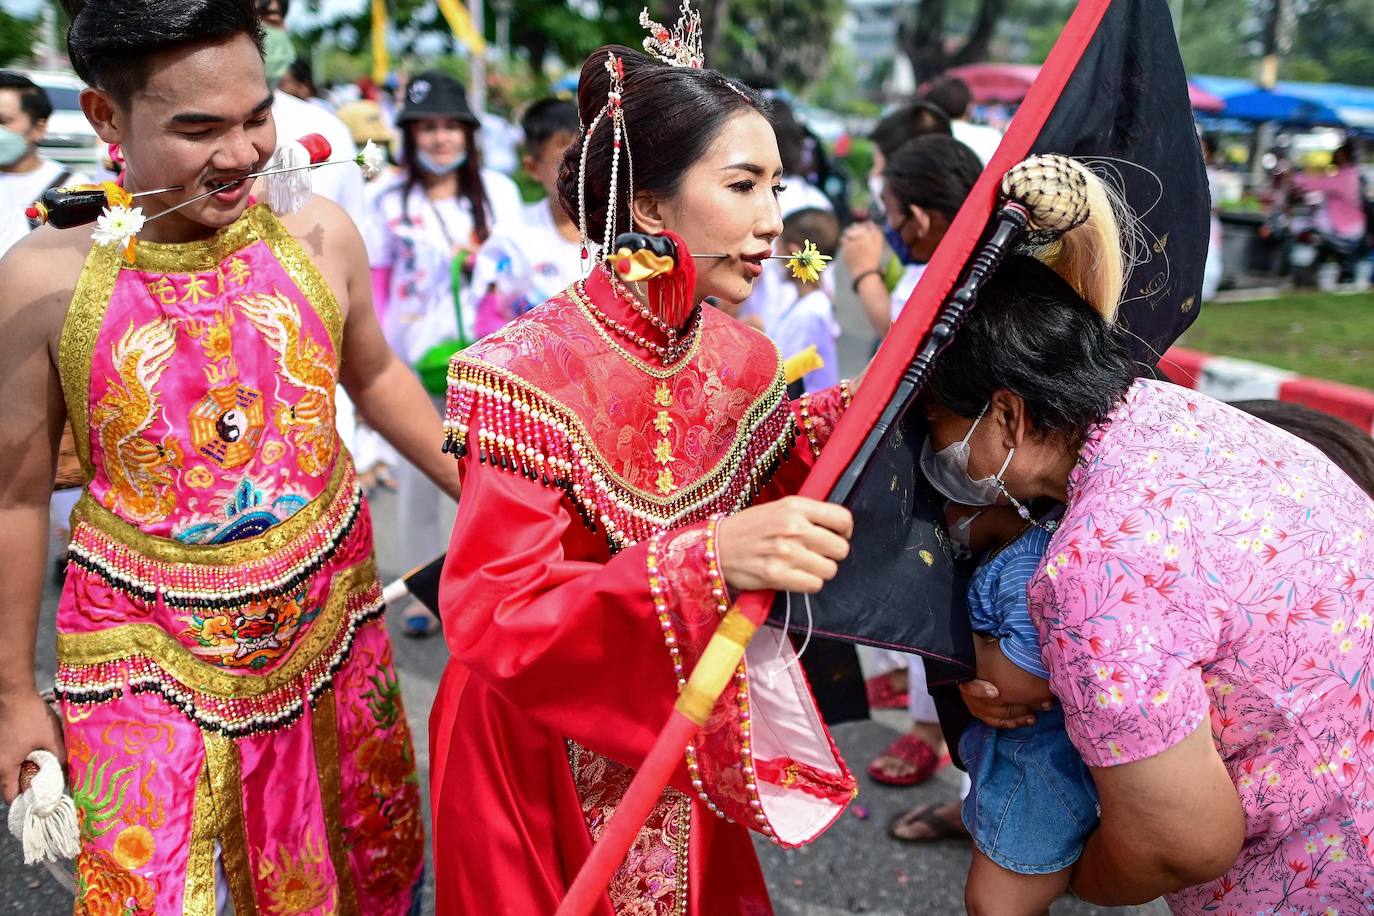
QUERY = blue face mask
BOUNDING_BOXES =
[885,218,924,267]
[417,149,467,176]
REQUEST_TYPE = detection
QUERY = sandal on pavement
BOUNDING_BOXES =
[867,733,950,787]
[865,672,909,710]
[887,803,970,844]
[400,602,441,638]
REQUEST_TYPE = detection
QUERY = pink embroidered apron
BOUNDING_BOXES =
[53,205,424,915]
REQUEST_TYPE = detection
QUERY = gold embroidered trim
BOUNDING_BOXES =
[445,358,797,550]
[312,689,362,916]
[59,239,121,478]
[57,561,377,697]
[182,757,218,915]
[203,732,258,915]
[70,456,348,567]
[672,796,690,916]
[58,204,345,479]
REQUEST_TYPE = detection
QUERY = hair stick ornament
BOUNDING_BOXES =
[576,52,633,267]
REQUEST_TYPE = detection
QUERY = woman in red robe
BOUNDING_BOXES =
[430,32,860,915]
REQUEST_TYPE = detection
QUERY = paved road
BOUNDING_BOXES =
[0,272,1166,914]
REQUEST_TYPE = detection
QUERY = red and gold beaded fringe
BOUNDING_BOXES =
[55,584,385,738]
[443,358,798,552]
[66,477,364,616]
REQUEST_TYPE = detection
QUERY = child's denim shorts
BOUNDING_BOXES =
[959,706,1101,874]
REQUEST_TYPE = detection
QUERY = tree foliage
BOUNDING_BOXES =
[0,11,39,68]
[893,0,1374,89]
[898,0,1013,84]
[304,0,843,92]
[303,0,641,75]
[703,0,847,89]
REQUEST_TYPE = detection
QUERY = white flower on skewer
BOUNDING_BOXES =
[356,140,385,178]
[91,205,146,258]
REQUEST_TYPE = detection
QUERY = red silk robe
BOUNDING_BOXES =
[430,266,856,915]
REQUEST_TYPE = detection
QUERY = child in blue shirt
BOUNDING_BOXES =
[949,504,1100,915]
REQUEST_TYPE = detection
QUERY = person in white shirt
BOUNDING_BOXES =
[0,72,90,258]
[258,16,368,231]
[470,97,585,337]
[841,135,981,336]
[478,110,522,178]
[926,75,1004,166]
[363,71,522,636]
[768,208,841,393]
[736,98,834,328]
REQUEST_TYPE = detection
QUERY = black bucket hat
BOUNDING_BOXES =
[398,71,480,126]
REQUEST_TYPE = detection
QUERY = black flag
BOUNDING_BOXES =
[772,0,1209,684]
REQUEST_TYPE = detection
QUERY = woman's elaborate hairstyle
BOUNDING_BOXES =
[397,119,492,245]
[927,159,1136,442]
[555,45,769,245]
[883,135,982,222]
[63,0,264,107]
[1231,400,1374,498]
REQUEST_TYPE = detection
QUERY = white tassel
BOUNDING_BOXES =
[7,750,80,866]
[265,140,313,215]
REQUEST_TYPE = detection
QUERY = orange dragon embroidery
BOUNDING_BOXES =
[238,291,338,476]
[93,318,182,524]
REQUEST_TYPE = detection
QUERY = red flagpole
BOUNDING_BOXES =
[555,600,767,916]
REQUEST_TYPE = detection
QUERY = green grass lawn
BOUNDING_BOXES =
[1176,291,1374,390]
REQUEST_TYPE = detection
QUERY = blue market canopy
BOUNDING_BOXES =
[1194,75,1374,129]
[1220,89,1342,125]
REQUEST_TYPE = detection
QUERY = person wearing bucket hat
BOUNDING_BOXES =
[363,70,521,636]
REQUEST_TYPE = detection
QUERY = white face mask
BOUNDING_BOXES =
[0,125,29,167]
[417,148,467,176]
[919,407,1015,507]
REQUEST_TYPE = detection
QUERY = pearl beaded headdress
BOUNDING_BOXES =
[575,2,712,263]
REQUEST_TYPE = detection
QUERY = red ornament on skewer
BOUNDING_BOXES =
[296,133,333,164]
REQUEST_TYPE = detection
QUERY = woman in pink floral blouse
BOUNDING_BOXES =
[921,185,1374,911]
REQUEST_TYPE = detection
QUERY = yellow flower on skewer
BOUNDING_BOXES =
[786,239,833,283]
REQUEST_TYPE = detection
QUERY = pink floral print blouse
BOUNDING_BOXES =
[1030,378,1374,914]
